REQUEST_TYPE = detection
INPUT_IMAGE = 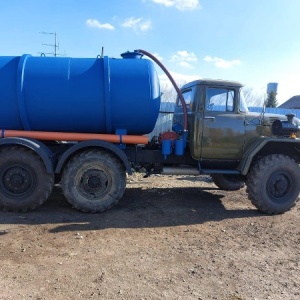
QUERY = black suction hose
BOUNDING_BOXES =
[135,49,188,132]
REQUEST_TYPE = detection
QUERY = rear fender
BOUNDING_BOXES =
[0,137,55,173]
[55,140,132,174]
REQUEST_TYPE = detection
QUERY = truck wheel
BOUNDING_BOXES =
[246,154,300,214]
[211,174,245,191]
[0,147,54,212]
[61,150,126,213]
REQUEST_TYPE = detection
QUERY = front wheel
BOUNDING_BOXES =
[61,149,126,213]
[246,154,300,214]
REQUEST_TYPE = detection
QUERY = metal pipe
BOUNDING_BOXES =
[162,166,199,176]
[2,130,149,144]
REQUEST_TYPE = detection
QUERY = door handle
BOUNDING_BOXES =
[205,116,215,120]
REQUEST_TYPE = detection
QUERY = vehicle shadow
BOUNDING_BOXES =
[0,185,263,233]
[175,175,221,191]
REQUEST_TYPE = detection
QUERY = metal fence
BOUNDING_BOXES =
[147,102,175,140]
[248,107,300,118]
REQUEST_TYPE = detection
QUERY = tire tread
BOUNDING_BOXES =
[61,149,126,213]
[0,146,54,212]
[246,154,300,214]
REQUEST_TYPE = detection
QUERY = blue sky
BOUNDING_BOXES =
[1,0,300,104]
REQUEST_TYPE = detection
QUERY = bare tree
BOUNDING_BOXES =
[242,87,265,107]
[160,80,188,103]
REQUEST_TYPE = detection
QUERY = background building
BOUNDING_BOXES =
[278,96,300,109]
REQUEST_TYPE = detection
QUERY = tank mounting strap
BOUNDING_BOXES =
[17,54,31,130]
[103,56,112,133]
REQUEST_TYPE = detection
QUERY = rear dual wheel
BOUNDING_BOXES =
[61,150,126,213]
[0,147,54,212]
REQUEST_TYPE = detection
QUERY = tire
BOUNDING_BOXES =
[211,174,245,191]
[61,149,126,213]
[246,154,300,214]
[0,147,54,212]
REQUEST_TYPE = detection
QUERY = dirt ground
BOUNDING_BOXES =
[0,173,299,300]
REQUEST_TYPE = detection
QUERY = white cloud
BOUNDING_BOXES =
[170,50,198,68]
[86,19,114,30]
[150,0,200,10]
[204,56,241,68]
[122,17,152,32]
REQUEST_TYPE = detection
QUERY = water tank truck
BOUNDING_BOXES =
[0,49,299,214]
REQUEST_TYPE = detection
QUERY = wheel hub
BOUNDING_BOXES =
[268,173,290,199]
[79,169,109,199]
[274,177,287,191]
[3,167,32,194]
[88,176,101,189]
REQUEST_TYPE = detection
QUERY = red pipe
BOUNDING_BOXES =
[3,130,149,144]
[136,49,188,131]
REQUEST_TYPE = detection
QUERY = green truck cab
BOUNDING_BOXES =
[171,79,300,214]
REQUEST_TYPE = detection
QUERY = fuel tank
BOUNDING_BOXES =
[0,52,161,134]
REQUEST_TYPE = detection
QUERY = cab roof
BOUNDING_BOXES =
[181,79,243,90]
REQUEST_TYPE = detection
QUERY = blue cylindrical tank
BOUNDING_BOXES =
[0,52,161,134]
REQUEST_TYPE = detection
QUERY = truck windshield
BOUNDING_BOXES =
[239,89,249,113]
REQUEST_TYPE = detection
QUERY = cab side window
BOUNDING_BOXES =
[206,88,234,112]
[177,88,193,108]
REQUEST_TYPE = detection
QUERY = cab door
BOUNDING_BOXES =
[200,86,246,160]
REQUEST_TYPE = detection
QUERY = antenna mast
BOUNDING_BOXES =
[39,31,61,57]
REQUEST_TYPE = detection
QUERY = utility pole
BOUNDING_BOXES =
[39,32,62,57]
